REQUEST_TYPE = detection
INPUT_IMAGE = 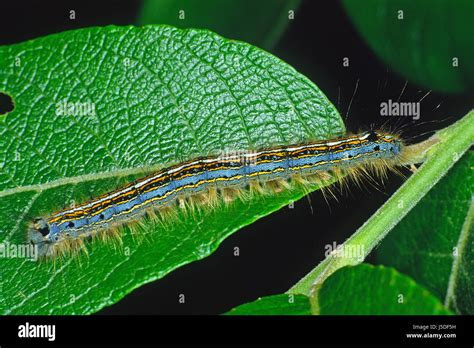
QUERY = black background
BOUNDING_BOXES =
[0,0,472,315]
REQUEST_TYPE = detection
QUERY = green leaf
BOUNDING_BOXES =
[377,151,473,314]
[138,0,301,51]
[313,264,452,315]
[0,25,344,314]
[342,0,474,93]
[225,294,311,315]
[289,110,474,295]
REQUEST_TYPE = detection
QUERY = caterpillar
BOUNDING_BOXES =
[27,130,405,259]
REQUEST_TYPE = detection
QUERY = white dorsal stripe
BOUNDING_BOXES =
[51,131,389,218]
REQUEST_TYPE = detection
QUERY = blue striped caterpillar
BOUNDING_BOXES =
[27,130,405,259]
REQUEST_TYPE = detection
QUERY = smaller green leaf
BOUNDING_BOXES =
[313,264,453,315]
[342,0,474,93]
[377,152,473,314]
[225,294,311,315]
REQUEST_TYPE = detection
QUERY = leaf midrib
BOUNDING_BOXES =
[0,163,165,199]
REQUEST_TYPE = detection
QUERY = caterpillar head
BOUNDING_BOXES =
[27,218,53,258]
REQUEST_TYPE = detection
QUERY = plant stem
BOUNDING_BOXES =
[288,110,474,296]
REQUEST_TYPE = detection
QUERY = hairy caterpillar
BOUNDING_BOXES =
[27,130,405,259]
